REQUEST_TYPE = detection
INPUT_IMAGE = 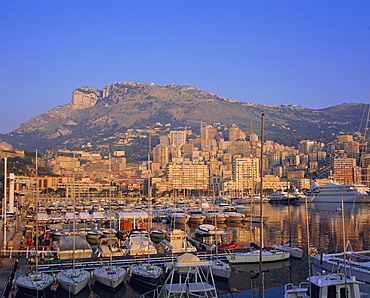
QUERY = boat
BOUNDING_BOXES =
[15,152,55,298]
[15,272,55,298]
[150,229,168,242]
[268,189,299,204]
[203,209,228,224]
[55,235,93,259]
[56,268,91,295]
[167,208,190,225]
[305,179,370,203]
[222,207,246,223]
[226,244,291,264]
[93,265,126,289]
[141,253,218,298]
[291,188,313,203]
[188,209,206,224]
[284,272,364,298]
[122,229,157,255]
[310,248,370,292]
[96,237,125,257]
[271,243,303,259]
[159,229,197,254]
[129,262,164,288]
[188,224,231,252]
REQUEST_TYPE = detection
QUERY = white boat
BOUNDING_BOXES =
[56,268,91,295]
[310,249,370,292]
[142,253,218,298]
[93,265,126,289]
[188,224,231,252]
[291,188,313,203]
[15,272,54,298]
[305,179,370,203]
[96,237,125,257]
[159,229,197,254]
[222,207,245,223]
[188,209,206,224]
[203,259,232,279]
[271,243,304,259]
[123,230,157,256]
[284,272,364,298]
[129,262,164,288]
[203,209,228,224]
[167,208,190,225]
[55,235,93,259]
[226,243,290,264]
[268,190,299,204]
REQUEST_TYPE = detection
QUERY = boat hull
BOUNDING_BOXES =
[93,265,126,289]
[129,263,163,288]
[56,268,91,295]
[15,272,54,298]
[226,250,290,263]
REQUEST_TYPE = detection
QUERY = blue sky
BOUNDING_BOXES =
[1,1,369,134]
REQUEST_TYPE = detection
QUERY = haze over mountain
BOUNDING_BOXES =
[0,82,367,151]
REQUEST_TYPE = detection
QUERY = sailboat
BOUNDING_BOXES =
[56,153,91,295]
[226,115,290,264]
[93,154,126,290]
[129,134,163,288]
[15,151,55,297]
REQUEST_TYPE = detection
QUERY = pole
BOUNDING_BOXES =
[3,158,7,251]
[259,113,265,298]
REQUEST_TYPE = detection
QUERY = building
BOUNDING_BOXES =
[232,157,259,191]
[333,158,359,184]
[167,162,209,190]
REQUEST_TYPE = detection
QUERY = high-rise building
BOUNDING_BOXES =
[153,145,169,168]
[169,130,187,146]
[167,162,209,190]
[333,158,359,184]
[232,157,259,191]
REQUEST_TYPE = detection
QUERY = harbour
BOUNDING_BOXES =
[1,199,370,297]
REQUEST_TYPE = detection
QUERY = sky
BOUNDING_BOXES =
[1,1,370,134]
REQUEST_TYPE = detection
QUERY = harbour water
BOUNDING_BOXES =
[12,201,370,297]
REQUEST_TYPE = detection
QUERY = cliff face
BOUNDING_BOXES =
[72,87,102,109]
[1,82,366,150]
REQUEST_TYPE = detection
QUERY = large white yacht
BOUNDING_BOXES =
[305,179,370,203]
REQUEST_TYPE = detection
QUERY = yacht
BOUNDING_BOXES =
[305,179,370,203]
[268,190,299,204]
[144,253,218,298]
[188,209,206,224]
[226,243,290,264]
[122,229,157,255]
[188,224,231,252]
[284,272,364,298]
[310,248,370,291]
[159,229,197,253]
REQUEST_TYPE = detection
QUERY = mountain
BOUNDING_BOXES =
[0,82,367,151]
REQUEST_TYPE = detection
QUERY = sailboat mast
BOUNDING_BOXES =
[259,114,265,298]
[259,114,265,249]
[109,153,113,266]
[35,150,39,274]
[3,157,7,252]
[72,152,76,270]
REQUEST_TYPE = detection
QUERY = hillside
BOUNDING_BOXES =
[0,82,367,151]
